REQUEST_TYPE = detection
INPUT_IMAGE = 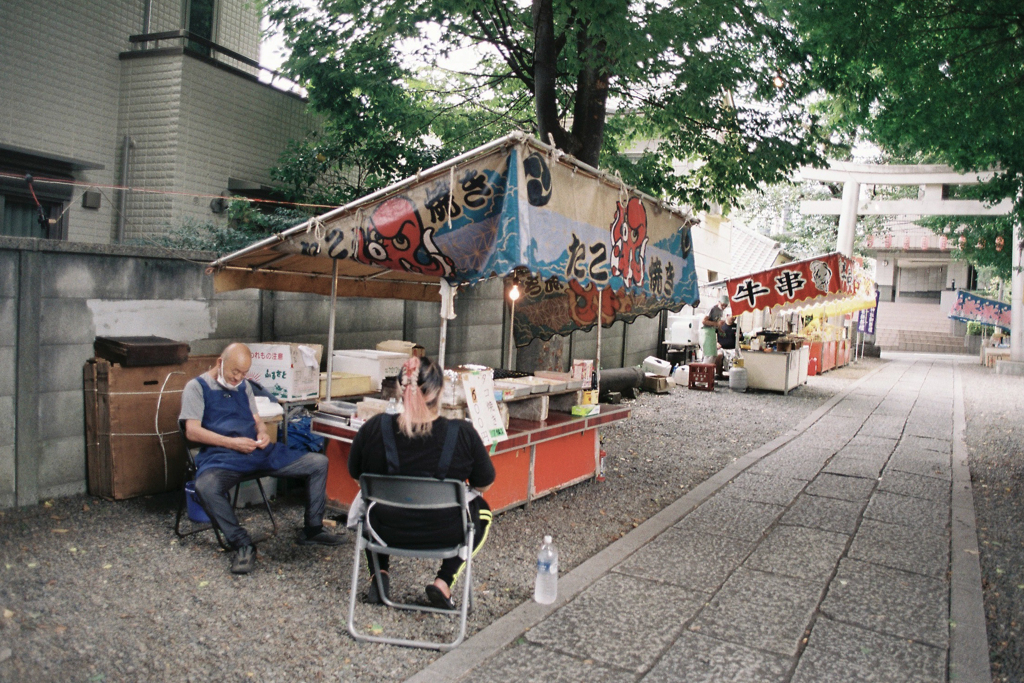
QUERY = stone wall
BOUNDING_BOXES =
[2,237,658,508]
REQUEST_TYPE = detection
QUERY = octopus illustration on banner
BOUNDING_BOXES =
[609,198,649,288]
[511,191,699,345]
[359,196,455,277]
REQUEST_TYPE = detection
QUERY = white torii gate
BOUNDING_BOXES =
[798,162,1023,370]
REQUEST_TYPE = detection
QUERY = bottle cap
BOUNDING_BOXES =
[543,535,552,544]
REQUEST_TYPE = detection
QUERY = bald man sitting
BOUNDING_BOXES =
[179,343,343,574]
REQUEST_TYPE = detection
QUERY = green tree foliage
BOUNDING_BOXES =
[733,181,840,258]
[790,0,1024,271]
[266,0,831,210]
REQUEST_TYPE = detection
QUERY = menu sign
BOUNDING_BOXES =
[461,371,508,447]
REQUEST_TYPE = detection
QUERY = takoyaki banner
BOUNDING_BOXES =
[725,252,858,316]
[210,133,701,339]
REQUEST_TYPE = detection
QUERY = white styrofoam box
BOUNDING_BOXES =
[332,349,409,390]
[642,356,672,376]
[666,313,702,346]
[248,343,324,400]
[234,476,277,508]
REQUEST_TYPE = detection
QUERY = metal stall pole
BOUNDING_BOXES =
[439,315,449,371]
[324,259,339,401]
[595,288,603,391]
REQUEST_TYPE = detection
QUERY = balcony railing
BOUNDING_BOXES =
[126,30,303,96]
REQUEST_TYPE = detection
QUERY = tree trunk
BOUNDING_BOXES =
[532,0,608,168]
[569,32,608,168]
[532,0,568,151]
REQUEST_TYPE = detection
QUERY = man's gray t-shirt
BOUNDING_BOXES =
[179,373,258,423]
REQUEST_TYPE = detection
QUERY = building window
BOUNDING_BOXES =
[0,175,70,240]
[707,269,718,282]
[185,0,216,56]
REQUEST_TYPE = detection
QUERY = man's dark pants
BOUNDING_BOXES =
[195,452,329,549]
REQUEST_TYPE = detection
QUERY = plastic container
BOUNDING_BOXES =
[665,313,702,346]
[729,366,748,393]
[671,365,689,385]
[534,535,559,604]
[642,356,672,377]
[185,480,210,523]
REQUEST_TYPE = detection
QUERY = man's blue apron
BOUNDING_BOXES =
[195,378,303,477]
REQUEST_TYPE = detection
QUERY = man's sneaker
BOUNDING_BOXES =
[297,528,345,546]
[231,544,256,574]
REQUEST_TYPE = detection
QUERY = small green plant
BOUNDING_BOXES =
[966,322,995,336]
[143,201,313,254]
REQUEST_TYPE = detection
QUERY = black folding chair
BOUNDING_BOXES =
[173,420,277,548]
[347,474,475,651]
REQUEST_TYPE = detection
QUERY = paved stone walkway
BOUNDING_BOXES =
[408,357,990,683]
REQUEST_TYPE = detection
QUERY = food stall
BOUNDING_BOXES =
[947,290,1012,366]
[725,252,875,393]
[207,132,701,512]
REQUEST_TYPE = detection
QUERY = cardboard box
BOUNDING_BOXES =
[319,371,373,398]
[334,349,410,390]
[83,355,219,500]
[571,359,594,386]
[642,373,671,394]
[571,404,601,417]
[376,340,426,357]
[356,397,390,420]
[248,343,323,400]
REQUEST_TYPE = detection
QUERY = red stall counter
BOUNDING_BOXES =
[312,406,631,514]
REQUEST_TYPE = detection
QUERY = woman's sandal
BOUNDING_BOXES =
[425,584,455,610]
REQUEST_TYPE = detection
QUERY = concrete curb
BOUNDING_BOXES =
[405,362,890,683]
[948,363,993,682]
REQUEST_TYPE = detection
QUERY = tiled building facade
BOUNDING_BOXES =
[0,0,314,244]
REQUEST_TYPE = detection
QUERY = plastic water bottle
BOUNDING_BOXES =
[533,535,558,604]
[385,398,399,415]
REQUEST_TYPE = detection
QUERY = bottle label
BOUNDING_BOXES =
[537,560,552,573]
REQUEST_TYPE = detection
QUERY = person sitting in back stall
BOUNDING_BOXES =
[179,343,343,574]
[715,314,741,379]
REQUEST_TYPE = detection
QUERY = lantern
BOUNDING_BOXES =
[958,235,967,248]
[939,236,948,249]
[920,236,929,250]
[996,235,1004,251]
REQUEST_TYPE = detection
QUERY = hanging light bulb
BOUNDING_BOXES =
[772,71,785,89]
[509,283,520,302]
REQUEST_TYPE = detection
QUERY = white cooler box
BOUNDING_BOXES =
[332,349,409,390]
[665,313,702,346]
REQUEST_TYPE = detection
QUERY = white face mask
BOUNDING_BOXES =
[217,364,244,390]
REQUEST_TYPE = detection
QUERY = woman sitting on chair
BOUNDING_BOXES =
[348,355,496,609]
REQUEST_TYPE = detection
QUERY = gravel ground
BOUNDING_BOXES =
[960,361,1024,683]
[0,359,883,682]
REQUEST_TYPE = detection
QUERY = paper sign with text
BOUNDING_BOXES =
[461,371,507,447]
